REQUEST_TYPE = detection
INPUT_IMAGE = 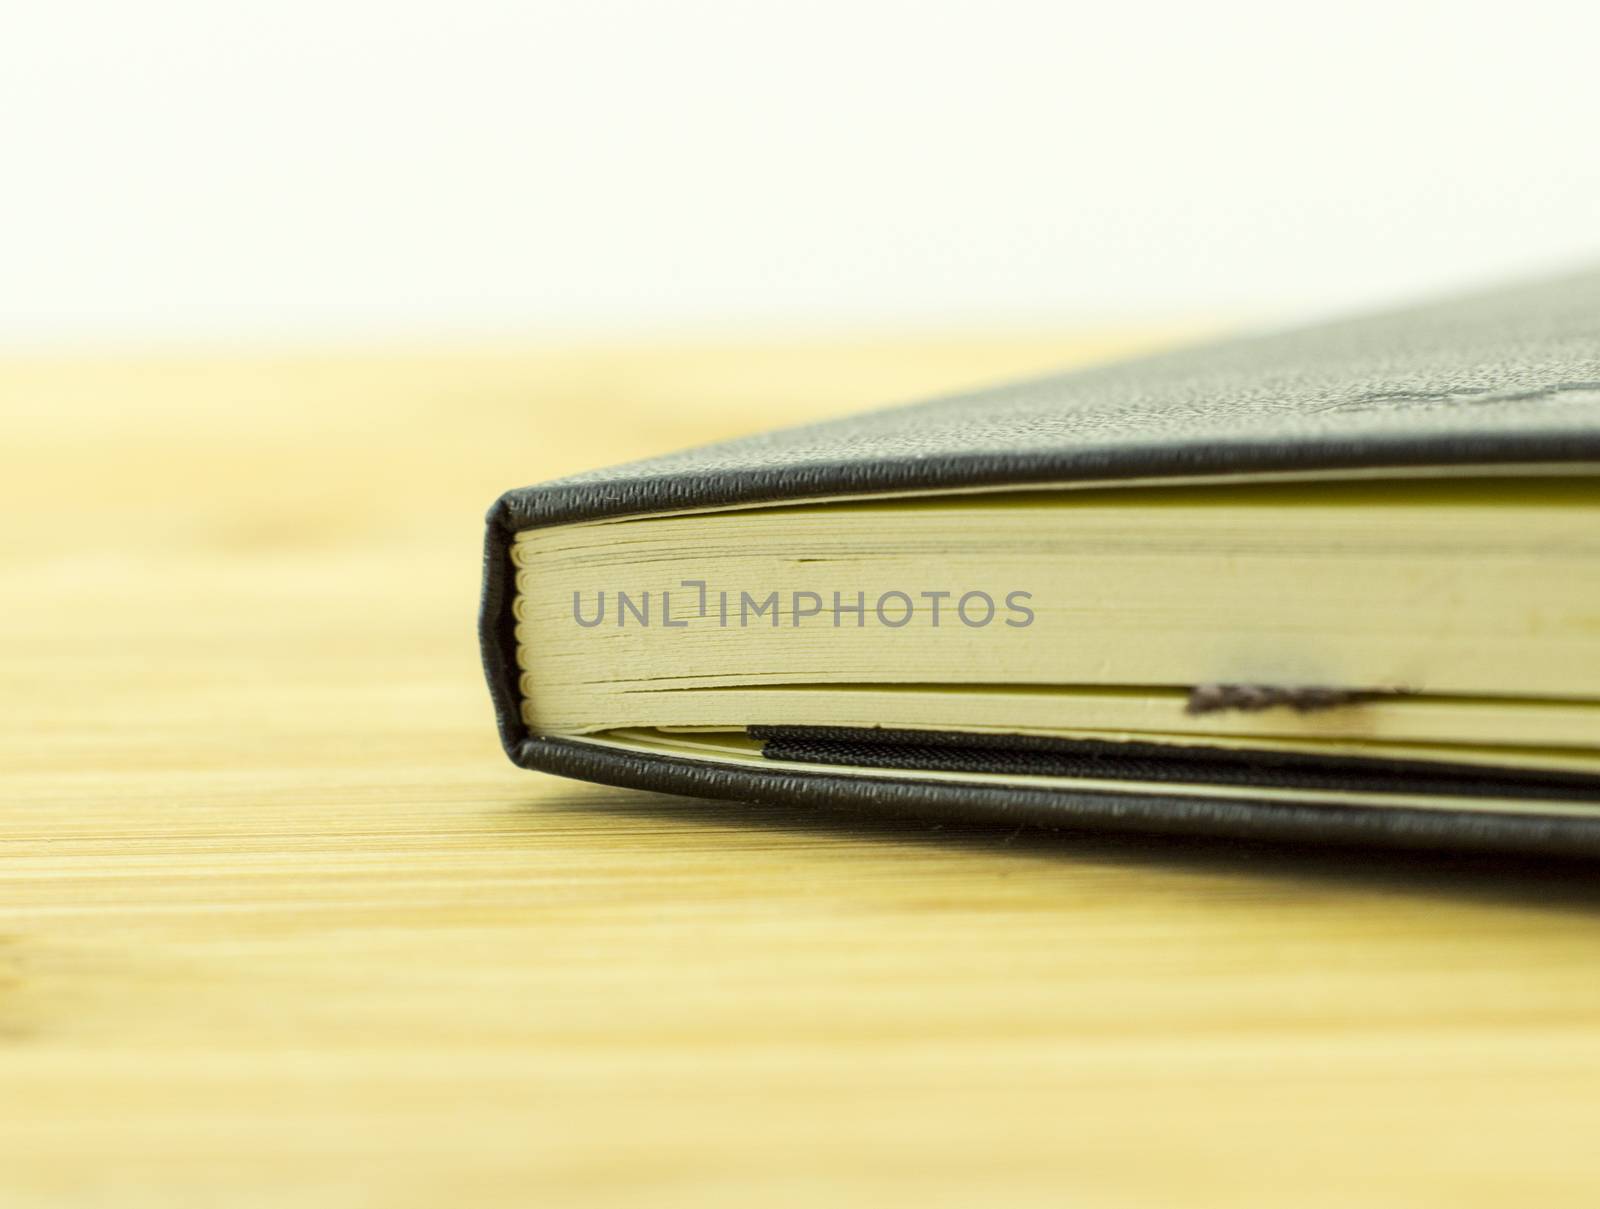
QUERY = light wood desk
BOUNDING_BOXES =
[6,332,1600,1207]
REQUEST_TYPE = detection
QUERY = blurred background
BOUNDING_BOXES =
[9,4,1600,1206]
[5,0,1599,349]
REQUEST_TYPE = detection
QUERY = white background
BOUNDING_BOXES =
[3,0,1598,345]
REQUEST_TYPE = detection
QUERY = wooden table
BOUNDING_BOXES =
[6,332,1600,1207]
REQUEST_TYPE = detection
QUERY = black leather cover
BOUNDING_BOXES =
[480,270,1600,855]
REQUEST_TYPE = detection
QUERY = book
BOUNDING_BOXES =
[480,270,1600,855]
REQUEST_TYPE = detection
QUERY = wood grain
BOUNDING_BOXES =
[6,330,1600,1208]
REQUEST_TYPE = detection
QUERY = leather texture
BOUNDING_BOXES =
[480,269,1600,855]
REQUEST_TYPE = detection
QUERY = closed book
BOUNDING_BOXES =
[481,271,1600,855]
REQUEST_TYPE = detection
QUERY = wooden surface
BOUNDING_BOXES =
[7,331,1600,1207]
